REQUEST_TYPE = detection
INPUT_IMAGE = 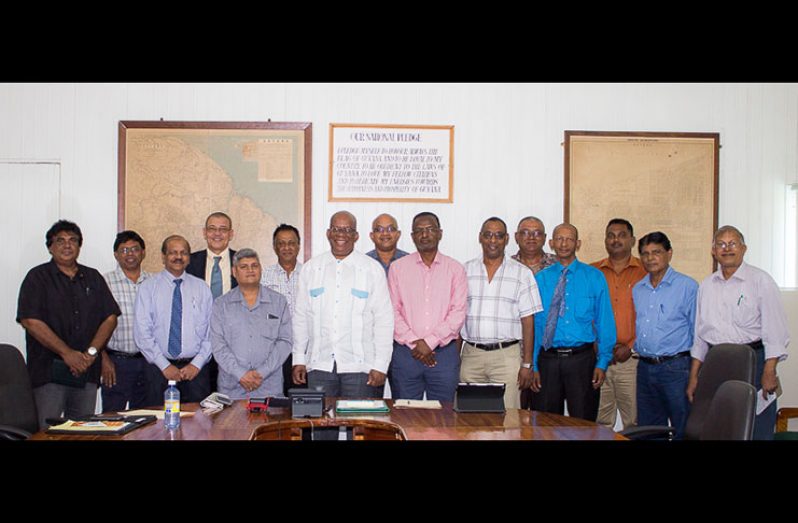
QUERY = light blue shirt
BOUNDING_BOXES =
[533,259,617,371]
[211,286,293,399]
[133,270,214,371]
[633,266,698,357]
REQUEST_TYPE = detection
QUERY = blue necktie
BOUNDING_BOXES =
[168,278,183,358]
[210,256,223,299]
[542,268,568,350]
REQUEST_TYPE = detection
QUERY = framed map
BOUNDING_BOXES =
[564,131,719,282]
[119,121,312,273]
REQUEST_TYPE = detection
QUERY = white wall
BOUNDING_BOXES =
[2,82,796,425]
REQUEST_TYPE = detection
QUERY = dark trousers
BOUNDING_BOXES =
[389,340,460,402]
[636,356,691,440]
[101,352,148,413]
[753,347,777,441]
[144,360,211,406]
[308,363,383,399]
[532,346,599,421]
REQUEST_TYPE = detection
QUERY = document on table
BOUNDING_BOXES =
[121,409,195,420]
[392,399,442,409]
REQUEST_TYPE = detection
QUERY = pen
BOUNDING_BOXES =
[737,294,744,306]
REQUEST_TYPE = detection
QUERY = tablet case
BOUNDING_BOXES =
[45,415,157,436]
[454,383,506,413]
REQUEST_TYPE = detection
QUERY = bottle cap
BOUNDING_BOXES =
[168,380,177,386]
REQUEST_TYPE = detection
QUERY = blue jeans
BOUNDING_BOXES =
[753,347,776,441]
[636,355,691,440]
[389,340,460,402]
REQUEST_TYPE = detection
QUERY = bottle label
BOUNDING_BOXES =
[164,399,180,414]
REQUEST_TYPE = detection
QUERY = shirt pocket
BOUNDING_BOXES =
[351,288,369,299]
[309,287,325,298]
[732,298,758,329]
[574,295,595,323]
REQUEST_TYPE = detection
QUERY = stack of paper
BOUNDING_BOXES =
[392,399,442,409]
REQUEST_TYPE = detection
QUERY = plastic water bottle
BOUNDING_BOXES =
[164,380,181,430]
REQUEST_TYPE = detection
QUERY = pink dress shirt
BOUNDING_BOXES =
[387,251,467,351]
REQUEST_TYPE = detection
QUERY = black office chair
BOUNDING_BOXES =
[621,343,756,441]
[0,343,39,440]
[700,380,756,440]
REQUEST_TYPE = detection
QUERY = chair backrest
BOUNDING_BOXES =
[700,380,756,441]
[684,343,755,440]
[0,343,39,435]
[250,419,407,441]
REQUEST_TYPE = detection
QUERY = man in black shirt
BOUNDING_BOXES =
[17,220,121,430]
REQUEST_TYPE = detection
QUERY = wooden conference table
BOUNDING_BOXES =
[31,398,625,441]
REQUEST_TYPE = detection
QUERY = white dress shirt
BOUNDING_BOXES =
[292,250,394,374]
[692,262,790,362]
[205,249,233,295]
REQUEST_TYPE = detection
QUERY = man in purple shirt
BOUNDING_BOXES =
[387,212,467,402]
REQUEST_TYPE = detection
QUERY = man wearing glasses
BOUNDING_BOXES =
[187,211,237,392]
[388,212,467,402]
[689,225,790,440]
[531,223,616,421]
[460,217,543,409]
[17,220,121,430]
[292,211,394,398]
[100,230,151,412]
[366,213,408,276]
[512,216,557,274]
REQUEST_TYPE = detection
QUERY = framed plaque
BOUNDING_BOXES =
[329,123,454,202]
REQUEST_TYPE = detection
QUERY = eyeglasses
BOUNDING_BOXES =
[714,240,742,250]
[481,231,507,240]
[412,226,440,235]
[329,226,357,236]
[275,240,299,249]
[117,246,142,254]
[206,226,231,234]
[373,226,398,234]
[517,229,545,239]
[54,236,80,246]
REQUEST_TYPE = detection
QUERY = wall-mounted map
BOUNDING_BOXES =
[119,121,311,273]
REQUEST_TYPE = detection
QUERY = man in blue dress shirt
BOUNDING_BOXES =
[211,248,293,399]
[134,235,214,405]
[531,223,616,421]
[632,232,698,439]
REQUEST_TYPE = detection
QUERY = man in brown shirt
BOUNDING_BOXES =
[590,218,647,430]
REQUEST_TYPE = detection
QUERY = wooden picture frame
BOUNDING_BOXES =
[564,130,720,282]
[328,123,454,202]
[119,120,312,273]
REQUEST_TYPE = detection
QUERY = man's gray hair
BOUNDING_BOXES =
[713,225,746,245]
[233,248,260,265]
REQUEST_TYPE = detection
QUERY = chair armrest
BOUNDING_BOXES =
[0,425,33,441]
[776,408,798,433]
[619,425,676,440]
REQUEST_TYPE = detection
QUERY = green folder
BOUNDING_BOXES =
[335,400,390,413]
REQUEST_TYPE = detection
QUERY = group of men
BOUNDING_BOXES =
[16,210,789,440]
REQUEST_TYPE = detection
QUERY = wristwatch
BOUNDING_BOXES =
[521,362,532,369]
[87,347,98,357]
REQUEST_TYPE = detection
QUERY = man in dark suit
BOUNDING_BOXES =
[186,211,237,392]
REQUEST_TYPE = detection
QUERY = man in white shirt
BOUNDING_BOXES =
[460,217,542,409]
[689,225,790,440]
[291,211,394,398]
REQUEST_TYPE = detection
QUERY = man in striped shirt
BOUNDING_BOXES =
[101,230,151,412]
[460,217,543,409]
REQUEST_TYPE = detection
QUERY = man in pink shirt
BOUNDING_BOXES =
[387,212,467,402]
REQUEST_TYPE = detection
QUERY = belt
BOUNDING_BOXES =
[168,358,194,365]
[708,340,764,351]
[637,351,690,365]
[466,340,520,351]
[106,349,144,359]
[543,342,593,356]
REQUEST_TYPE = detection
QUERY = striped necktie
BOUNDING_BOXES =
[167,278,183,358]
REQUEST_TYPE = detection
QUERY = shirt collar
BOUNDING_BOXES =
[115,265,148,284]
[207,248,229,263]
[643,266,676,289]
[413,251,442,267]
[596,256,643,270]
[711,261,749,282]
[161,269,186,283]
